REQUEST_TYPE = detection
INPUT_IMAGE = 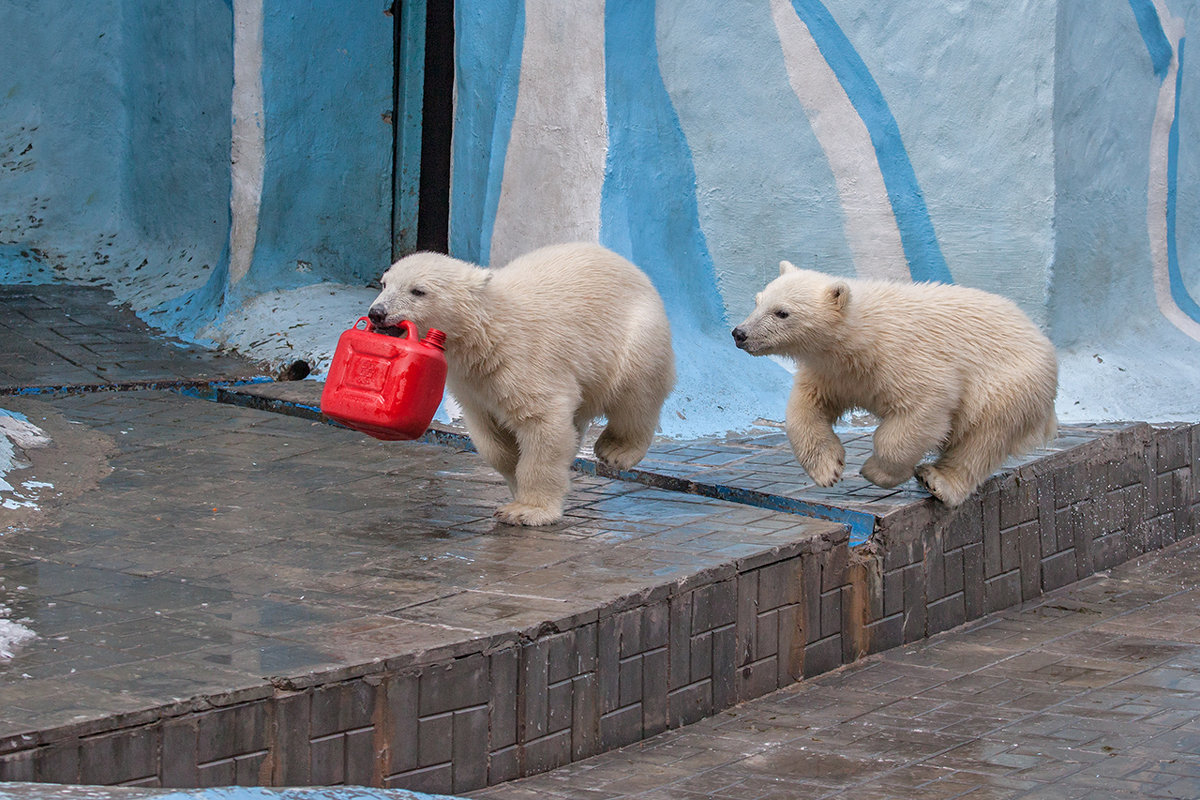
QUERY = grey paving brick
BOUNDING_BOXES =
[343,727,376,786]
[598,706,641,752]
[1020,520,1043,601]
[803,635,842,678]
[34,742,79,785]
[775,603,803,686]
[416,712,452,769]
[616,654,642,709]
[711,626,737,710]
[819,587,842,640]
[311,680,374,739]
[927,592,966,636]
[308,732,345,786]
[569,673,600,761]
[735,570,758,667]
[272,692,310,785]
[451,707,489,792]
[383,672,419,774]
[667,681,711,728]
[1042,549,1078,593]
[901,563,926,644]
[925,535,947,601]
[985,570,1023,614]
[0,750,35,782]
[521,640,550,742]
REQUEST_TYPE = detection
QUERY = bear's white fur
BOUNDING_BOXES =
[368,242,675,525]
[733,261,1058,507]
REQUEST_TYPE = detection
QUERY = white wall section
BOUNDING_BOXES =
[488,0,608,268]
[229,0,265,286]
[770,0,908,281]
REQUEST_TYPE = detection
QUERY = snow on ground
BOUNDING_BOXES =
[1,409,52,511]
[1056,342,1200,424]
[0,604,36,660]
[202,283,380,377]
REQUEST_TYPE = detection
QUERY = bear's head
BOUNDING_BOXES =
[367,252,492,339]
[731,260,850,357]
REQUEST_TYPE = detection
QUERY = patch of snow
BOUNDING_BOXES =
[1056,343,1200,424]
[0,603,36,660]
[201,283,378,377]
[1,409,52,506]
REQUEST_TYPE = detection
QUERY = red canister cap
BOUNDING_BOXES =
[424,329,447,350]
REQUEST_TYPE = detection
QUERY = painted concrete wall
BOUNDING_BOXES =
[451,0,1200,429]
[2,1,1198,435]
[0,1,391,330]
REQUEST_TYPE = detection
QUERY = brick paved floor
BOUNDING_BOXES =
[469,534,1200,800]
[0,285,268,390]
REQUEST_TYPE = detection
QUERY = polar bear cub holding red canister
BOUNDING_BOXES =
[733,261,1058,507]
[368,242,675,526]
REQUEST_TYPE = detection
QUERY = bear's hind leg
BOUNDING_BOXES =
[861,409,952,489]
[917,406,1055,507]
[593,408,656,472]
[914,425,1008,507]
[496,406,578,526]
[461,405,520,494]
[593,366,671,471]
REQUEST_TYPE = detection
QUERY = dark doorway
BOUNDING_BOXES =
[393,0,454,257]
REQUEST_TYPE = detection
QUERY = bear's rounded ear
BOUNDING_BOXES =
[779,260,798,276]
[828,281,850,311]
[470,269,493,292]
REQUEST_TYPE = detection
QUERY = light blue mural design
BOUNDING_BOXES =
[788,0,953,284]
[1130,0,1200,327]
[1131,0,1175,78]
[600,3,726,331]
[656,0,857,299]
[450,1,525,265]
[1167,38,1200,323]
[600,1,791,434]
[250,2,392,294]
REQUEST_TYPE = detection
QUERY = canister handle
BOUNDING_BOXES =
[355,317,418,339]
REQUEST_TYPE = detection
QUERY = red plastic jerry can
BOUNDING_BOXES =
[320,317,447,441]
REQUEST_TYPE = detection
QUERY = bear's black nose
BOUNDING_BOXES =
[367,305,387,325]
[732,327,748,346]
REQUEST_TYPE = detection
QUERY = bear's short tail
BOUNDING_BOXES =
[1016,410,1058,455]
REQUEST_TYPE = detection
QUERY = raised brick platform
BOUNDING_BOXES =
[1,286,1197,795]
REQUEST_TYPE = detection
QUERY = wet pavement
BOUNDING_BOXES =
[2,284,1197,799]
[0,382,840,740]
[0,284,843,758]
[471,536,1200,800]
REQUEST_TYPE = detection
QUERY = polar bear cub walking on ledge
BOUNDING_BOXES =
[368,242,675,526]
[732,261,1058,507]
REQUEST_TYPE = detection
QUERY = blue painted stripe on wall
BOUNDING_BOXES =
[1129,0,1173,81]
[599,1,727,331]
[788,0,952,285]
[450,1,524,265]
[1167,37,1200,324]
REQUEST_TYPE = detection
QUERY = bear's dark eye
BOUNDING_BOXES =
[774,309,789,319]
[410,287,426,297]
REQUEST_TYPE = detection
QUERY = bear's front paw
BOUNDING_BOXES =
[914,464,972,507]
[804,451,845,487]
[495,502,563,526]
